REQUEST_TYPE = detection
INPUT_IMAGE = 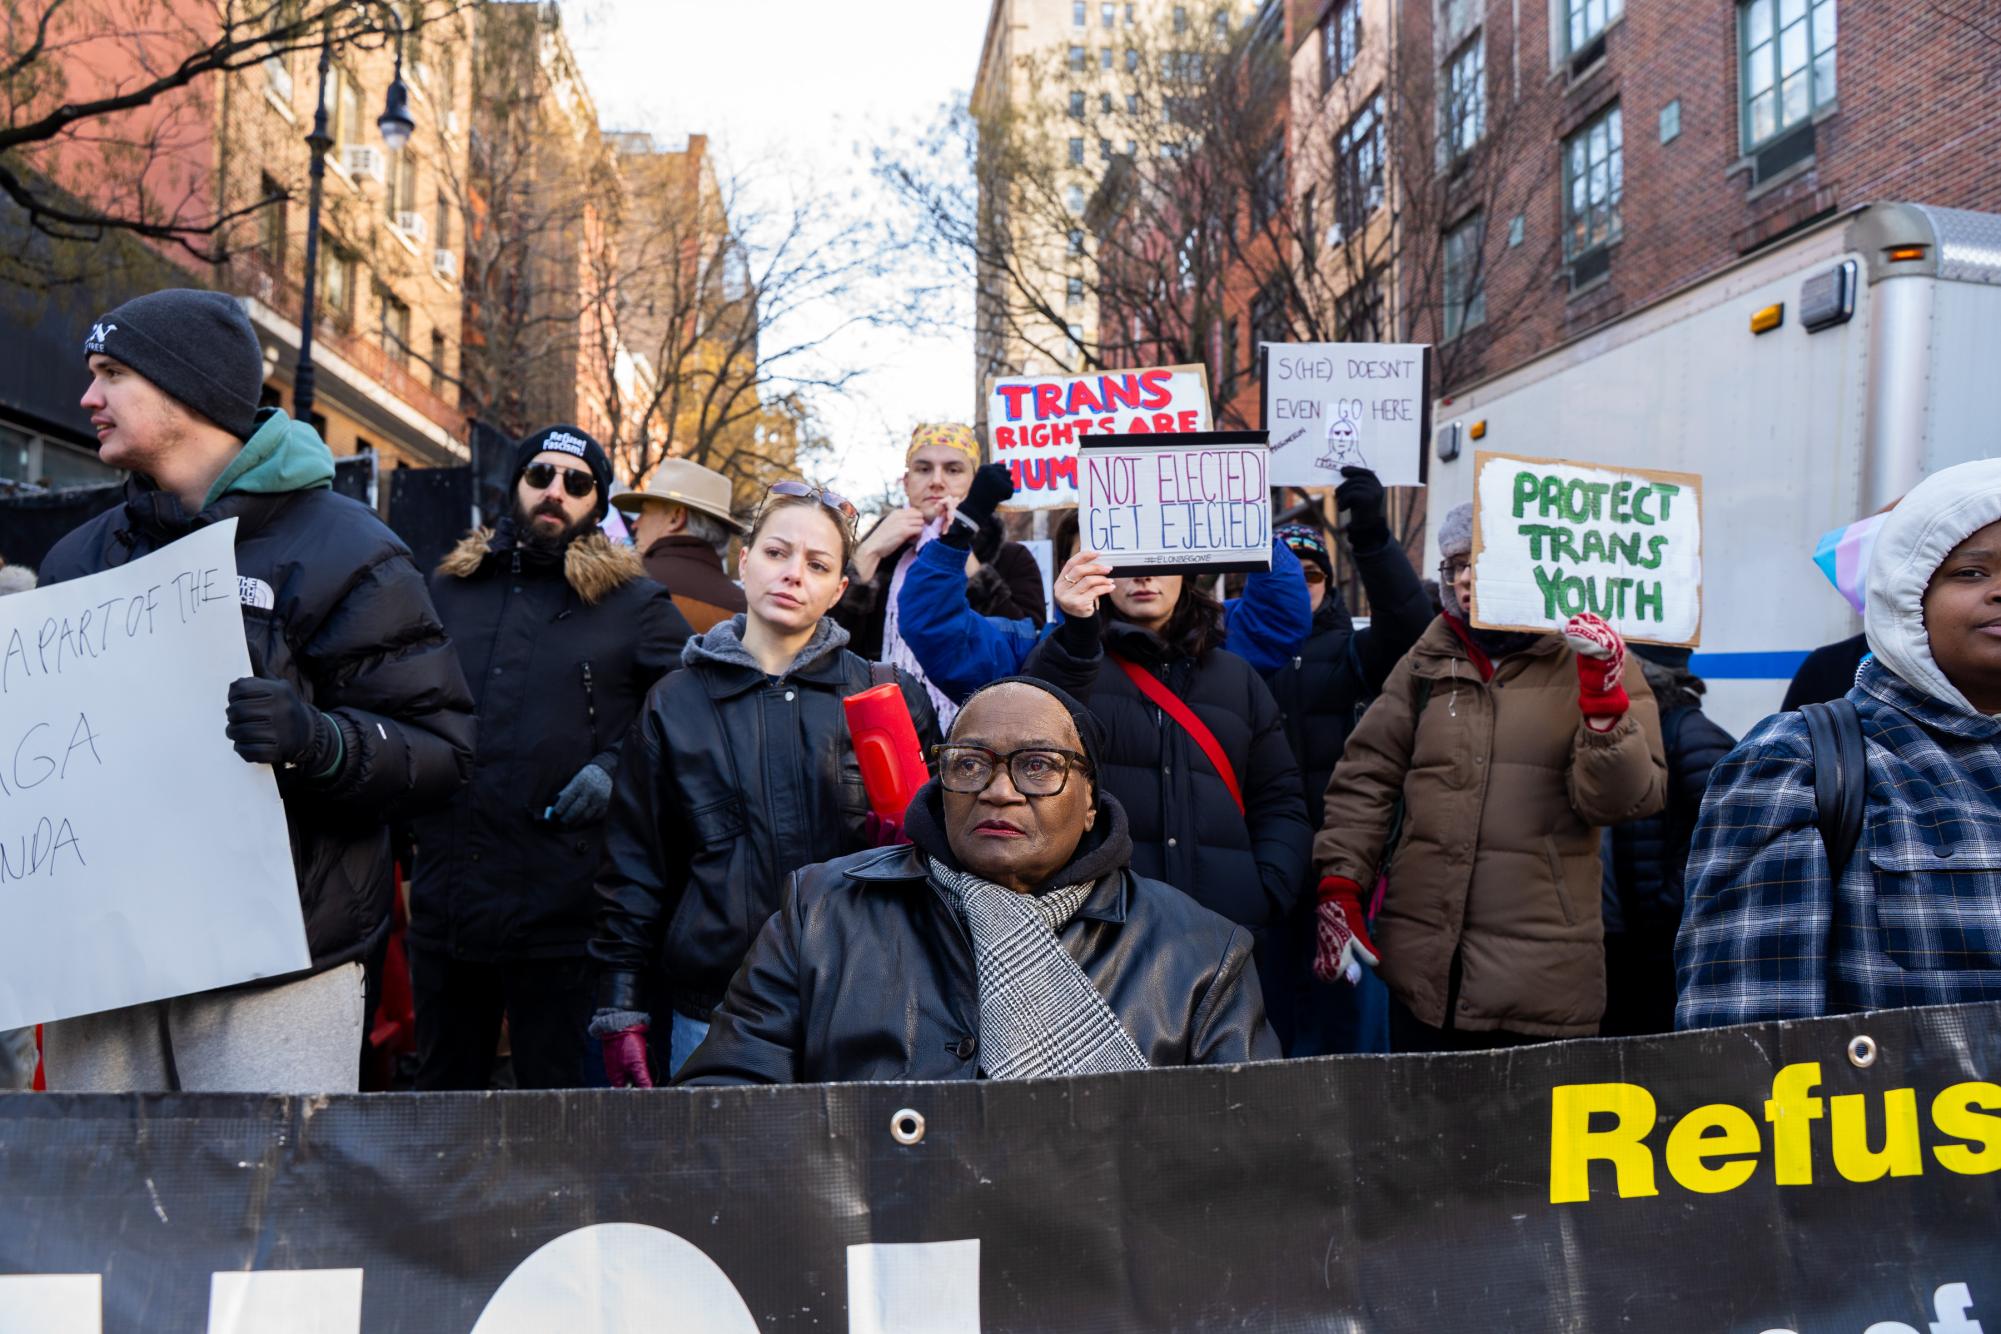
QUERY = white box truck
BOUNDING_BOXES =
[1427,202,2001,737]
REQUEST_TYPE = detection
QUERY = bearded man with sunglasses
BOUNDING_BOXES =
[408,425,691,1089]
[677,676,1277,1085]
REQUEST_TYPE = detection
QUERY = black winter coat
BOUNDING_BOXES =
[1266,537,1435,814]
[1602,702,1737,933]
[678,788,1279,1084]
[591,619,942,1020]
[835,530,1046,660]
[408,526,691,961]
[38,478,475,973]
[1024,611,1311,927]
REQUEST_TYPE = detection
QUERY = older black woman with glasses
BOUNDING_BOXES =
[678,676,1278,1085]
[590,481,942,1086]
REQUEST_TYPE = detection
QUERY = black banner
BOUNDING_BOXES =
[3,1002,1998,1331]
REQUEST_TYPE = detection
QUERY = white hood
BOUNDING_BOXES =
[1864,457,2001,713]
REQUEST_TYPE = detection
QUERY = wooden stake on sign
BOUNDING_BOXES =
[1467,450,1706,648]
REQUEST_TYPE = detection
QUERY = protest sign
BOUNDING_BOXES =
[1079,431,1271,574]
[985,364,1212,509]
[5,1001,1997,1330]
[1260,341,1431,489]
[0,520,309,1029]
[1470,451,1704,646]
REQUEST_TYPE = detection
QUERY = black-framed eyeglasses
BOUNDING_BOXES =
[765,480,859,529]
[523,461,598,499]
[931,744,1091,797]
[1439,557,1470,581]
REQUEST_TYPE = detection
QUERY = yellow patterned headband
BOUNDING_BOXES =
[908,422,981,465]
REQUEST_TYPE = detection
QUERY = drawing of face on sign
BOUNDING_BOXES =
[1317,402,1366,472]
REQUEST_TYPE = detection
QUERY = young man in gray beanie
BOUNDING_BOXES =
[36,288,477,1094]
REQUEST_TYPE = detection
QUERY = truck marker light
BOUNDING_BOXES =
[1469,420,1487,440]
[1751,303,1785,334]
[1886,245,1929,262]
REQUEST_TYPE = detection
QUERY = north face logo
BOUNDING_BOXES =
[541,431,591,459]
[83,322,117,354]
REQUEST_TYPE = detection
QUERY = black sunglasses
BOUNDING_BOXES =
[523,461,598,499]
[765,480,859,528]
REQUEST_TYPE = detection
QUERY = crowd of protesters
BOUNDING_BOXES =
[11,286,2001,1096]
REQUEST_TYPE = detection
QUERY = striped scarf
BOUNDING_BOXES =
[928,858,1148,1080]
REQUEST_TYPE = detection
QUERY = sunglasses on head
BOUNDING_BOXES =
[523,461,598,499]
[765,480,859,528]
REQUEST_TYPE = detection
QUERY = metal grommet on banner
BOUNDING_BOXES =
[890,1108,926,1146]
[1848,1034,1878,1069]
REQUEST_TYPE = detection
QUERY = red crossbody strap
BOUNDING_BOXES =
[1111,653,1245,815]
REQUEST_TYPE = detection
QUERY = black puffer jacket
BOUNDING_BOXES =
[39,476,475,973]
[1602,700,1737,933]
[1024,610,1311,927]
[679,786,1278,1084]
[1265,538,1434,814]
[591,616,942,1020]
[408,525,691,961]
[835,528,1046,660]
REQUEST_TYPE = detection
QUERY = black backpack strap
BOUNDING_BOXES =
[1800,698,1866,881]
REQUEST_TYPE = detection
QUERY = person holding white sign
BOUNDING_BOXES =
[35,290,477,1093]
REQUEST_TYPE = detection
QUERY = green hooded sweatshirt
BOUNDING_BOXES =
[202,408,337,511]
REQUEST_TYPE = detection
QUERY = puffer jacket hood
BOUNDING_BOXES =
[436,525,646,607]
[202,408,335,509]
[1866,458,2001,715]
[682,612,851,678]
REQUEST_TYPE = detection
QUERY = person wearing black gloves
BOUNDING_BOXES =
[38,289,475,1094]
[406,426,692,1090]
[835,424,1044,727]
[1263,467,1434,1054]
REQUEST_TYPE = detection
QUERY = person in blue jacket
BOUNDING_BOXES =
[895,464,1312,704]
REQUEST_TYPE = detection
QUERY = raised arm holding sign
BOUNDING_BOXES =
[1079,431,1272,575]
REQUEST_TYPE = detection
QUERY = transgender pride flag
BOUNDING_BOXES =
[1812,512,1887,616]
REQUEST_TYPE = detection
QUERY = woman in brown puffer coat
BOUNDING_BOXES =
[1311,504,1667,1050]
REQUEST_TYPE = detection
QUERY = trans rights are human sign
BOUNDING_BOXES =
[985,365,1212,510]
[1470,452,1703,647]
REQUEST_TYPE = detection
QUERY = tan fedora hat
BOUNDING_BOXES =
[610,457,746,534]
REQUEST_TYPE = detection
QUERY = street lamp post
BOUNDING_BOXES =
[292,4,416,426]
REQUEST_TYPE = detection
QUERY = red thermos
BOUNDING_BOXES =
[844,683,931,819]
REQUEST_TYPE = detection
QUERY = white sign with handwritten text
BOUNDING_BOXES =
[0,520,308,1029]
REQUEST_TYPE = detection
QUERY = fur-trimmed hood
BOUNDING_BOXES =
[436,526,645,607]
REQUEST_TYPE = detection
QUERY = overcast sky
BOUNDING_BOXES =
[562,0,994,505]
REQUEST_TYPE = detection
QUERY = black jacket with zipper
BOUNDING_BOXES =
[678,786,1279,1084]
[1023,609,1311,928]
[38,476,476,974]
[408,525,691,962]
[590,616,942,1020]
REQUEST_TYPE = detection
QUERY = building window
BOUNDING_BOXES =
[1321,0,1359,90]
[1069,136,1085,165]
[1251,277,1290,346]
[1443,213,1487,339]
[1740,0,1836,149]
[378,288,410,366]
[1447,37,1485,157]
[1069,44,1087,70]
[429,330,448,393]
[1101,2,1115,26]
[1213,8,1229,36]
[323,250,356,326]
[1565,0,1622,55]
[1073,1,1085,24]
[1173,5,1188,33]
[1335,93,1385,234]
[1251,131,1285,229]
[1125,46,1139,71]
[330,69,363,152]
[1100,46,1113,69]
[1563,104,1623,260]
[1099,136,1113,159]
[1125,2,1135,21]
[258,173,288,268]
[1100,92,1113,113]
[1068,228,1085,256]
[1067,275,1085,306]
[1337,268,1384,342]
[434,187,450,249]
[1299,186,1318,260]
[1067,323,1086,369]
[1066,184,1087,213]
[1070,90,1086,118]
[384,147,417,222]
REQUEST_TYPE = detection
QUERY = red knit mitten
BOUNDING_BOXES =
[1313,877,1379,985]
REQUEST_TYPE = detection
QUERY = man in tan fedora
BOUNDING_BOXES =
[612,457,747,632]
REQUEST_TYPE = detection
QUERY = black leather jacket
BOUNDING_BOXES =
[678,788,1280,1084]
[590,617,940,1020]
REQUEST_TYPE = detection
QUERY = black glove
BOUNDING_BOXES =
[1335,466,1390,551]
[957,463,1014,530]
[225,676,341,775]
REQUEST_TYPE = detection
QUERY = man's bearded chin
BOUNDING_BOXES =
[513,497,593,550]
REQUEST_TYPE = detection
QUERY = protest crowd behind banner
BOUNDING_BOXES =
[6,296,2001,1331]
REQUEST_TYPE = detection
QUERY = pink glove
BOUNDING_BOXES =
[1313,877,1380,985]
[865,810,911,848]
[1563,612,1630,723]
[601,1024,654,1088]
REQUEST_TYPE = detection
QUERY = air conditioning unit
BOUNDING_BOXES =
[432,249,458,281]
[396,211,429,243]
[341,145,384,181]
[263,57,294,102]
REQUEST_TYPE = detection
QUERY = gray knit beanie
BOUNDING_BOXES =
[82,289,264,439]
[1438,502,1475,559]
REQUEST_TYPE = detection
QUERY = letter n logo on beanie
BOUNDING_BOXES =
[84,322,118,355]
[541,430,591,460]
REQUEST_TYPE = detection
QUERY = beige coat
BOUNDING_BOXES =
[1315,619,1666,1037]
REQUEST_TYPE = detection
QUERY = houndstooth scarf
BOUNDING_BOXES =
[929,857,1148,1080]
